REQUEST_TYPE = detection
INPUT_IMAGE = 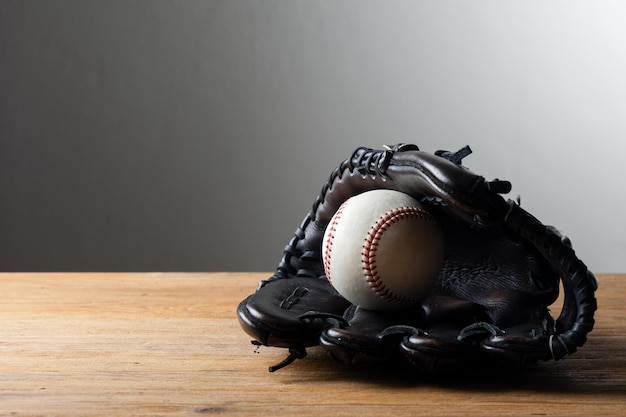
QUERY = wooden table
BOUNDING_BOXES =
[1,273,624,416]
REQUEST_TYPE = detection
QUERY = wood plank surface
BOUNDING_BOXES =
[0,272,624,416]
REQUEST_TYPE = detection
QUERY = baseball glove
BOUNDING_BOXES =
[237,144,597,373]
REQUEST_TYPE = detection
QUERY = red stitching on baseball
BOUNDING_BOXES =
[361,206,435,304]
[323,201,349,285]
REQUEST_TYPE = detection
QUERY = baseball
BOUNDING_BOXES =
[322,189,444,311]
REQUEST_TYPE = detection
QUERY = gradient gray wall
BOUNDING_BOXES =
[1,1,625,272]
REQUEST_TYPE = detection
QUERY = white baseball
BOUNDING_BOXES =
[322,189,444,311]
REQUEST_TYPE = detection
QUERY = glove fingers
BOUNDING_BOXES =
[237,277,351,348]
[480,314,553,366]
[401,303,553,373]
[400,328,478,374]
[398,294,482,373]
[321,294,483,372]
[320,305,423,364]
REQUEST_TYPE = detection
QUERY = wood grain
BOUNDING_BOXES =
[0,272,624,416]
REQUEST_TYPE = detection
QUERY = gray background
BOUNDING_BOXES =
[1,1,625,273]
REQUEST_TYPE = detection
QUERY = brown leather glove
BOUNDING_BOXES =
[237,144,597,373]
